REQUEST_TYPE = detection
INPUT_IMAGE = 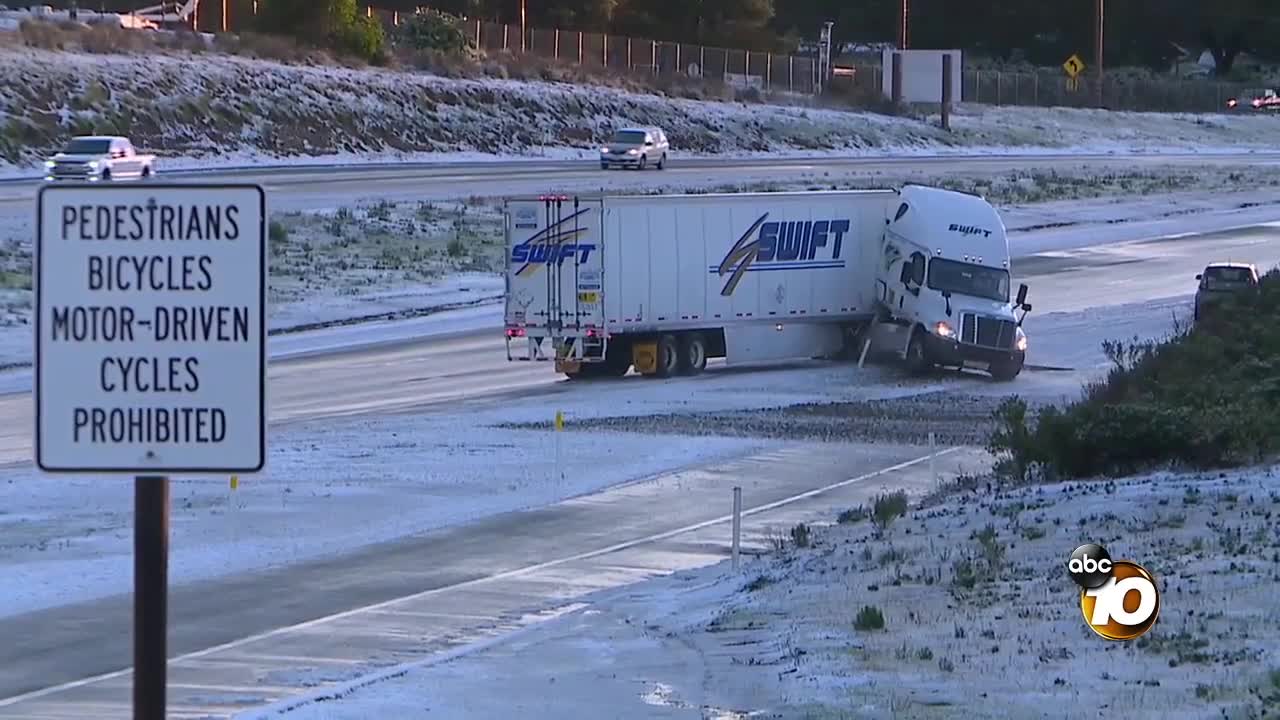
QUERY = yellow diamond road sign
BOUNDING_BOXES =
[1063,54,1085,78]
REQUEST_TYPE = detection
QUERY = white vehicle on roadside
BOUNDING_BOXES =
[599,126,668,170]
[44,136,156,182]
[503,186,1032,381]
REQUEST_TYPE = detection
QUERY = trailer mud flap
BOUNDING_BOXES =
[555,358,582,375]
[632,342,658,375]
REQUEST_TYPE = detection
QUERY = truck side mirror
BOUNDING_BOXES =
[1015,283,1028,307]
[1021,303,1032,313]
[1195,274,1202,280]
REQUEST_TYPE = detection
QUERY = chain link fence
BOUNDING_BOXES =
[829,62,1249,113]
[370,8,1248,112]
[367,9,817,94]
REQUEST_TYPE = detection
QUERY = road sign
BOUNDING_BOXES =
[35,183,267,473]
[1063,54,1085,78]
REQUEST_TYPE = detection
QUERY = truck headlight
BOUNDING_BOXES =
[1015,327,1028,352]
[627,148,639,155]
[934,321,955,339]
[88,160,100,168]
[44,160,55,169]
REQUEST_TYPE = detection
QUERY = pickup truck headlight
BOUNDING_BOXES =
[1015,326,1028,352]
[88,160,100,168]
[44,160,55,169]
[934,321,955,339]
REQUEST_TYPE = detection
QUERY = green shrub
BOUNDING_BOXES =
[854,605,886,631]
[871,490,909,534]
[256,0,384,62]
[337,14,386,63]
[989,269,1280,479]
[396,10,473,55]
[789,522,811,548]
[837,506,868,524]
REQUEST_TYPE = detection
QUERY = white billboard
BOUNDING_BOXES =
[881,49,964,103]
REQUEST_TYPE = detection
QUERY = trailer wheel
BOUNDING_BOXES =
[654,334,680,378]
[678,333,708,375]
[904,329,931,376]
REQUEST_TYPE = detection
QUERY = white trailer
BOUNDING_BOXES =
[504,187,1032,380]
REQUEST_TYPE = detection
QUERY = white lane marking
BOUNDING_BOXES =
[0,447,959,709]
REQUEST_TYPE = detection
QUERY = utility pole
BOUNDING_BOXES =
[899,0,909,49]
[222,0,228,32]
[817,21,833,94]
[520,0,527,52]
[1094,0,1104,107]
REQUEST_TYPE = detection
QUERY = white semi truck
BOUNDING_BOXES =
[503,186,1032,381]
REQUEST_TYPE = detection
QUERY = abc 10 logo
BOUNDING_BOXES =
[1068,544,1160,641]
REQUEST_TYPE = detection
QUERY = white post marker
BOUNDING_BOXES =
[731,486,742,570]
[35,183,267,473]
[929,431,937,485]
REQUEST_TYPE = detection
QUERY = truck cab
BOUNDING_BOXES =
[873,185,1030,380]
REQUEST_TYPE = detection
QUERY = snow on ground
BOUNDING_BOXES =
[0,416,771,619]
[270,463,1280,720]
[0,289,1183,619]
[6,44,1280,172]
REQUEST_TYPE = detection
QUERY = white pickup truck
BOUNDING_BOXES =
[44,135,156,182]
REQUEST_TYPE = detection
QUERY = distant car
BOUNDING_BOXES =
[1194,262,1260,321]
[44,135,156,182]
[1226,88,1280,111]
[599,126,668,170]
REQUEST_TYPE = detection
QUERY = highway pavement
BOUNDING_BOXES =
[5,152,1280,212]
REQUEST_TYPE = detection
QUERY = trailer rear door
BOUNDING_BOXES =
[505,196,605,336]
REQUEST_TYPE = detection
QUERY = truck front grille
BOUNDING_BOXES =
[51,162,91,177]
[960,313,1015,349]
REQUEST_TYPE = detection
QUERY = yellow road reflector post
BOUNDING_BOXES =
[230,475,238,490]
[554,410,564,481]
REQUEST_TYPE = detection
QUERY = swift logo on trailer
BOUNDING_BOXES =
[510,207,596,277]
[713,213,852,296]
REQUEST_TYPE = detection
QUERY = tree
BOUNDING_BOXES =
[256,0,386,61]
[615,0,775,48]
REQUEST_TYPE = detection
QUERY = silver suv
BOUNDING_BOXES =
[600,126,668,170]
[1194,262,1259,322]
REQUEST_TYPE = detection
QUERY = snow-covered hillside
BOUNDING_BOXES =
[5,44,1280,170]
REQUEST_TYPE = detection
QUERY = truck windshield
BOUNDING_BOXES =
[61,139,112,155]
[927,258,1010,302]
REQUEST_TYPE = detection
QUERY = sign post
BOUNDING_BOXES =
[35,183,267,720]
[1063,53,1085,93]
